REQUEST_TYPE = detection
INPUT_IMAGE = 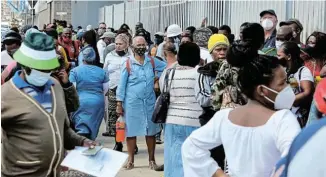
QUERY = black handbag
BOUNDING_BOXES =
[152,67,176,123]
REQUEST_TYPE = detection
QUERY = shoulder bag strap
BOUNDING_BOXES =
[163,68,172,93]
[167,67,176,93]
[148,55,156,74]
[126,58,131,75]
[298,66,305,92]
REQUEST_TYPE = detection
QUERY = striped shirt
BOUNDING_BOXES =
[160,65,202,127]
[12,71,53,113]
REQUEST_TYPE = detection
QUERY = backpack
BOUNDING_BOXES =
[126,55,155,75]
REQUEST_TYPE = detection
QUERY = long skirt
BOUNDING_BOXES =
[164,123,198,177]
[107,88,119,137]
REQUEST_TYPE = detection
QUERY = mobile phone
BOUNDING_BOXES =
[81,146,103,156]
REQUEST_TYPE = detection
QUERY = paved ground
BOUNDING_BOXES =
[96,123,164,177]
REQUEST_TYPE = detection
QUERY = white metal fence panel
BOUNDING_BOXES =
[207,0,225,27]
[104,6,114,28]
[161,0,187,31]
[99,7,105,24]
[98,0,326,41]
[140,1,161,36]
[292,1,326,41]
[113,3,125,30]
[228,1,287,39]
[125,1,140,35]
[187,0,207,27]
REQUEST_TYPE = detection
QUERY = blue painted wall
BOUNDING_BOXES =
[71,1,122,29]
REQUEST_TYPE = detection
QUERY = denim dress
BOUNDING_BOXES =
[116,55,166,137]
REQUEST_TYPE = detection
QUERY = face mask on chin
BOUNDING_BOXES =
[262,85,295,110]
[116,50,126,57]
[24,69,52,87]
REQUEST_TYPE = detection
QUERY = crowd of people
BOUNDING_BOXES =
[1,8,326,177]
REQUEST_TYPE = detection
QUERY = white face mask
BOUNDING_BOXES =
[261,19,274,31]
[275,40,284,50]
[25,69,52,87]
[262,85,295,110]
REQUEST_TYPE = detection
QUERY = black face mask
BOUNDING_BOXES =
[133,47,146,56]
[116,50,126,57]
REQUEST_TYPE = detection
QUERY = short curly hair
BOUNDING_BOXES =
[177,42,200,67]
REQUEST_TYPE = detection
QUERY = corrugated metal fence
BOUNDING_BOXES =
[99,0,326,41]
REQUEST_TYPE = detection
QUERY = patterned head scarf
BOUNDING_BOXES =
[115,33,129,47]
[193,27,213,48]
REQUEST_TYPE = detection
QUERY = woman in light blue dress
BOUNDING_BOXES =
[69,47,109,140]
[116,36,166,170]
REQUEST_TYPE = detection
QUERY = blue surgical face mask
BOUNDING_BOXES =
[24,69,52,87]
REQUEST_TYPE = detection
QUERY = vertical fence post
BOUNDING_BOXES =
[139,1,141,22]
[112,5,114,28]
[324,1,326,31]
[285,0,293,20]
[223,0,231,26]
[158,0,162,31]
[123,1,126,24]
[103,6,106,24]
[185,0,189,28]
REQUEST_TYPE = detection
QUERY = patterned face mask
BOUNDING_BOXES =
[133,47,146,56]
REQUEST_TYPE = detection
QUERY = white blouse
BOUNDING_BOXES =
[182,108,301,177]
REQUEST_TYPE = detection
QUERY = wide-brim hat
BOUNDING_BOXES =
[13,30,59,70]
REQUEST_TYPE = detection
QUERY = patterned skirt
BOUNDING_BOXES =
[107,88,119,137]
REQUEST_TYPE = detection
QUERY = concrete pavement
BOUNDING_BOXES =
[61,122,164,177]
[97,123,164,177]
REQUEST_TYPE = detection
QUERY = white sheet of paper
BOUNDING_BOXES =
[61,146,128,177]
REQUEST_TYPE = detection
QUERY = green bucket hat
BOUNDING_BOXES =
[13,30,59,70]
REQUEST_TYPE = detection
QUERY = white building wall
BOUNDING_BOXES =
[104,6,114,28]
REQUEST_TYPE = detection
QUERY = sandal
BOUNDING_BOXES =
[123,161,134,170]
[149,161,158,170]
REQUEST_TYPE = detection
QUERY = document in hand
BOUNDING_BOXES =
[61,146,128,177]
